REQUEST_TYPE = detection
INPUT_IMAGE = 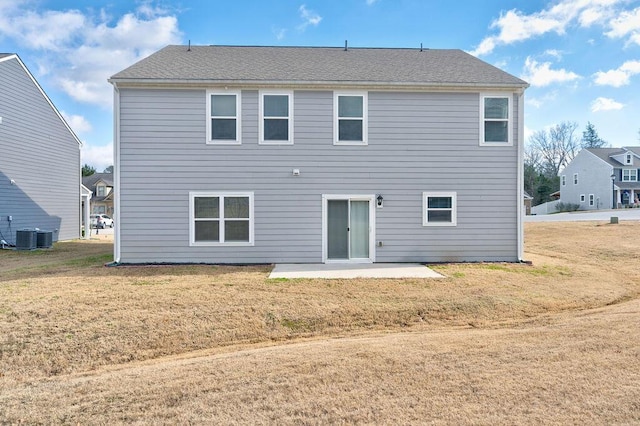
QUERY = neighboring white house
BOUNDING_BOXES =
[0,53,84,244]
[559,147,640,210]
[109,45,529,264]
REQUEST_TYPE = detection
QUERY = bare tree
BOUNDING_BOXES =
[528,121,579,177]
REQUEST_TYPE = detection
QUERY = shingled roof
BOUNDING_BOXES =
[587,147,640,166]
[109,45,528,89]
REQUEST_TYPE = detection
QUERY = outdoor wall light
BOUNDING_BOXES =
[292,169,300,176]
[376,194,384,208]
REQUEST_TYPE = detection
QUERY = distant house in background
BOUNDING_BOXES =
[559,147,640,210]
[0,53,83,244]
[82,173,115,216]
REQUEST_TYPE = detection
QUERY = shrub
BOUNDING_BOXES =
[556,202,581,212]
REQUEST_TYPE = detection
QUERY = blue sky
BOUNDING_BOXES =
[1,0,639,170]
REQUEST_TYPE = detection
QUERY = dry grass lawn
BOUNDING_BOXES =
[1,222,639,424]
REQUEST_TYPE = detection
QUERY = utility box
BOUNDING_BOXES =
[36,231,53,248]
[16,230,37,250]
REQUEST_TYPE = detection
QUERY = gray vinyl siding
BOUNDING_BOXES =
[560,150,613,210]
[118,88,519,263]
[0,57,80,243]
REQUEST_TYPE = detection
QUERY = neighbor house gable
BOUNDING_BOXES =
[0,54,82,148]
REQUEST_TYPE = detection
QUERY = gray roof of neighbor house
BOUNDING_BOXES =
[109,45,529,89]
[0,53,13,59]
[82,173,114,189]
[587,147,640,166]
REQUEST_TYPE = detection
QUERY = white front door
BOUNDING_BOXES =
[323,195,375,263]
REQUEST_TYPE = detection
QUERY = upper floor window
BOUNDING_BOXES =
[480,94,512,146]
[334,92,368,145]
[189,192,254,246]
[207,91,241,144]
[622,169,638,181]
[625,153,632,165]
[573,173,578,185]
[259,91,293,144]
[97,185,105,197]
[561,175,566,186]
[423,192,457,226]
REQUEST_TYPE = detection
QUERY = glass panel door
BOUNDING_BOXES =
[327,200,349,260]
[349,201,369,259]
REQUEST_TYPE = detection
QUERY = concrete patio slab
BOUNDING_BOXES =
[269,263,444,279]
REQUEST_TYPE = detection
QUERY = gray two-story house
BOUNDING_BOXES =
[560,147,640,209]
[0,53,82,244]
[109,45,528,264]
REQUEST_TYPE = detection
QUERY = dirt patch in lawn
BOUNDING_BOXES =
[0,221,639,423]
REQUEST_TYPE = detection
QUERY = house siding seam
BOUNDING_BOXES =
[117,88,519,263]
[0,57,80,242]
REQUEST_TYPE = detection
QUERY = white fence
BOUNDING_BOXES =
[531,200,561,215]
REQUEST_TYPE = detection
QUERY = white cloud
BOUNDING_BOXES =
[0,4,182,107]
[521,57,580,87]
[606,6,640,45]
[591,97,624,112]
[272,27,286,41]
[471,0,627,56]
[60,111,92,134]
[593,60,640,86]
[298,4,322,31]
[81,142,113,171]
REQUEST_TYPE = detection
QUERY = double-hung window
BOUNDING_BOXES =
[334,92,367,145]
[259,91,293,144]
[480,94,512,146]
[190,192,254,246]
[573,173,578,185]
[589,194,595,206]
[423,192,457,226]
[207,91,241,144]
[622,169,638,181]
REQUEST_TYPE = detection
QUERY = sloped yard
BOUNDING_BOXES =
[0,221,639,423]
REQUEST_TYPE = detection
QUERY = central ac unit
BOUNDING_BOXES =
[16,230,37,250]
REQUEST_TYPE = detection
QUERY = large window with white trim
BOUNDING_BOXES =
[260,91,293,144]
[189,192,254,245]
[206,91,241,144]
[423,192,457,226]
[334,92,367,145]
[480,94,512,146]
[622,169,637,181]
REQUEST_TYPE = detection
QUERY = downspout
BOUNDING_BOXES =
[112,83,121,263]
[517,90,525,261]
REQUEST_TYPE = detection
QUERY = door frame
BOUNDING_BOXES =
[321,194,376,263]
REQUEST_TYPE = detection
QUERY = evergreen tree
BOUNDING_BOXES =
[581,122,608,148]
[82,164,96,177]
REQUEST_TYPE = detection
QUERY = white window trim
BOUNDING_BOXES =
[625,153,632,165]
[573,173,578,185]
[561,175,566,186]
[589,194,595,206]
[422,191,457,227]
[622,169,638,182]
[206,90,242,145]
[479,93,513,147]
[334,91,368,146]
[580,194,585,203]
[259,90,294,145]
[189,191,254,246]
